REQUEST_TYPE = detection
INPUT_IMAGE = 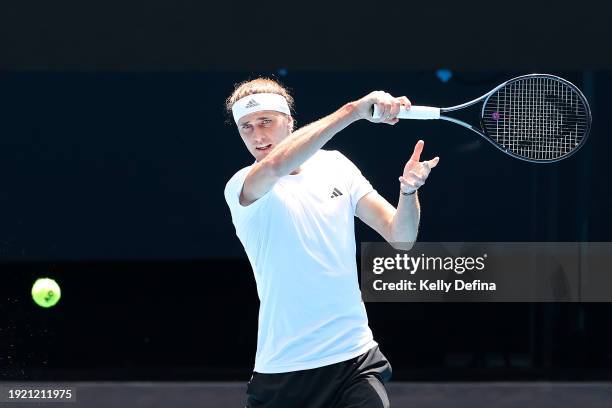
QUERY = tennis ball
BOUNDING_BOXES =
[31,278,61,308]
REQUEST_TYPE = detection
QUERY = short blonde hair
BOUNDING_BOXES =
[225,77,295,124]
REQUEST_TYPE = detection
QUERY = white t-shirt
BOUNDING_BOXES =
[224,149,378,373]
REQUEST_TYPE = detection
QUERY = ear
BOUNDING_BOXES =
[287,115,294,132]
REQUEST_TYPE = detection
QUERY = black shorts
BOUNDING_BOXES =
[245,345,392,408]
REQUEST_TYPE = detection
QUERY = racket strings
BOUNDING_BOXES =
[482,77,589,161]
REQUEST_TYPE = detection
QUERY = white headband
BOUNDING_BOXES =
[232,93,291,124]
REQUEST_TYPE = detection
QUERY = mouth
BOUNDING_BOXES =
[255,144,272,151]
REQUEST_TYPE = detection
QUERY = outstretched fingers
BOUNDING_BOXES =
[409,140,424,162]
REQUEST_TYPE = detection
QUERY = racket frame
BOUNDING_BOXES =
[437,73,592,163]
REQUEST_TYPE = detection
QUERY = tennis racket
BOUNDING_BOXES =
[372,74,592,163]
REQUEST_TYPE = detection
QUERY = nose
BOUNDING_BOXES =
[251,128,265,144]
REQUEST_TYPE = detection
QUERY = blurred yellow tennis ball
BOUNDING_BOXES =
[31,278,61,308]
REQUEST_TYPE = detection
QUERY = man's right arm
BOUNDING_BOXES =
[240,102,358,206]
[240,91,410,206]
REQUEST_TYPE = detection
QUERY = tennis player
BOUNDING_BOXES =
[224,78,439,408]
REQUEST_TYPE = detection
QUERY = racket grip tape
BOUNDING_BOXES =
[372,105,441,120]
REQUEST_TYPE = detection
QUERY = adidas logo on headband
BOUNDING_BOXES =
[244,99,260,109]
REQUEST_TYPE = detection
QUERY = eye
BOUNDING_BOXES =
[241,124,253,131]
[262,119,272,125]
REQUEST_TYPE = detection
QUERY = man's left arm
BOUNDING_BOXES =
[355,140,439,250]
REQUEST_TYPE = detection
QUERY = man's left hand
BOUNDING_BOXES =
[399,140,439,194]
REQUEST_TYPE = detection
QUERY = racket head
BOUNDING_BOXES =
[480,74,592,163]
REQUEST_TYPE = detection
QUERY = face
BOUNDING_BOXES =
[237,110,293,161]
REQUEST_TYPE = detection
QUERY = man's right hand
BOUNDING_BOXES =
[352,91,411,125]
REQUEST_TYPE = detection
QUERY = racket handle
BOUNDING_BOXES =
[372,105,440,120]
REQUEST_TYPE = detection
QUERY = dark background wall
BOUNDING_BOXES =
[2,0,612,71]
[1,0,611,382]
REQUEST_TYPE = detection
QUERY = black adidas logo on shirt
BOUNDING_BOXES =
[244,99,260,109]
[330,188,343,198]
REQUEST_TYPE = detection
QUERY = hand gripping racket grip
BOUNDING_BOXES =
[372,105,441,120]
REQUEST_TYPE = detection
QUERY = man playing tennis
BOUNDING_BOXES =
[224,78,439,408]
